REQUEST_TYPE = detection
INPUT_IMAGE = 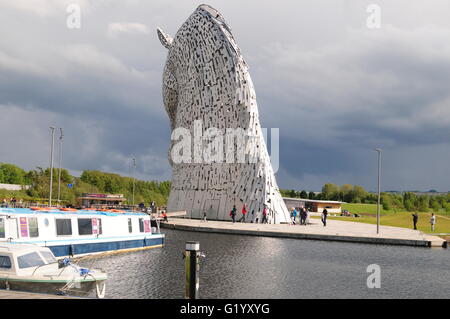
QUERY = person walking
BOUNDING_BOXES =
[321,208,328,227]
[301,208,307,225]
[150,200,156,214]
[261,206,268,224]
[238,203,247,222]
[412,212,418,230]
[430,213,436,232]
[291,208,297,225]
[202,210,207,222]
[304,208,310,225]
[230,205,237,223]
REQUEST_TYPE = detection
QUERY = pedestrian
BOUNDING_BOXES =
[162,210,168,222]
[150,200,156,214]
[299,208,305,225]
[322,208,328,227]
[430,213,436,232]
[2,198,8,208]
[230,205,237,223]
[412,212,418,230]
[304,208,309,225]
[203,210,207,222]
[291,208,297,225]
[238,203,247,222]
[261,206,268,224]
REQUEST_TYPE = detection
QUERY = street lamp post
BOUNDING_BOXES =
[374,148,382,234]
[132,158,136,211]
[49,127,56,207]
[57,128,64,206]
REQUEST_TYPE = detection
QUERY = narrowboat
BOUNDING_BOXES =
[0,207,164,257]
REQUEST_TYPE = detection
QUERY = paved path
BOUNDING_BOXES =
[161,217,447,247]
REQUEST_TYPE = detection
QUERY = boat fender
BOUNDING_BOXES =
[59,257,71,268]
[79,268,90,276]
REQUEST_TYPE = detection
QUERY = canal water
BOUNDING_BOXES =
[80,228,450,299]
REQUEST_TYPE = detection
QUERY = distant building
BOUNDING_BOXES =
[77,193,127,208]
[283,197,343,214]
[0,183,30,191]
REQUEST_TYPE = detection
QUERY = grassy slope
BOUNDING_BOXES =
[323,203,450,234]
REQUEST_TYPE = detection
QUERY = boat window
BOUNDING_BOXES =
[97,218,103,235]
[78,218,93,235]
[28,217,39,238]
[56,219,72,236]
[0,255,11,269]
[17,252,46,269]
[128,218,132,233]
[40,251,57,264]
[139,218,144,233]
[0,218,5,238]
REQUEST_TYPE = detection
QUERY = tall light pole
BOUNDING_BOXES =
[375,148,382,234]
[132,158,136,211]
[57,128,64,206]
[49,127,56,207]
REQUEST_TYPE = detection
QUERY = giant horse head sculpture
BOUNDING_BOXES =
[157,4,290,223]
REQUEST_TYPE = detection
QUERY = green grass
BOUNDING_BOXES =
[341,203,384,215]
[316,203,450,235]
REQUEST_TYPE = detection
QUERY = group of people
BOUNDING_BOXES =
[138,200,158,214]
[228,203,268,224]
[1,197,23,208]
[412,212,437,231]
[291,207,314,225]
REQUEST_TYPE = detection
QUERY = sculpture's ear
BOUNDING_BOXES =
[157,27,173,49]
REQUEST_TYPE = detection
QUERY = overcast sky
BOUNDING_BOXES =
[1,0,449,192]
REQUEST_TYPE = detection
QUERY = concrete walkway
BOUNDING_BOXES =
[161,217,447,248]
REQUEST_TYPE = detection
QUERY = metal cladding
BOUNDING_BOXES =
[157,4,290,223]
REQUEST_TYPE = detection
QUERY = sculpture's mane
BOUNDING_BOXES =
[160,4,248,131]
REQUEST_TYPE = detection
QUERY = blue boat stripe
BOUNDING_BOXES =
[49,237,165,257]
[10,234,164,245]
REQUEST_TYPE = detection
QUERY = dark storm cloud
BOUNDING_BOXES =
[1,0,450,191]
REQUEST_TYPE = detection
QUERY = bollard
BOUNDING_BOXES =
[185,241,200,299]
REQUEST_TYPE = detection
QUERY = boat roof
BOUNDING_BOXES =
[0,243,51,254]
[0,208,149,217]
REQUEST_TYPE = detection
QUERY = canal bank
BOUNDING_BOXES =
[161,218,447,248]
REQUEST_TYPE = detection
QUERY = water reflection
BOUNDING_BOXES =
[80,229,450,299]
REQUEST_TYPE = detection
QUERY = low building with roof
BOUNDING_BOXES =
[77,193,127,208]
[283,197,343,214]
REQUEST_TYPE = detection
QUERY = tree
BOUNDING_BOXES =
[308,191,315,200]
[300,190,308,198]
[321,183,340,200]
[0,163,28,184]
[418,195,429,212]
[353,185,368,202]
[381,193,392,211]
